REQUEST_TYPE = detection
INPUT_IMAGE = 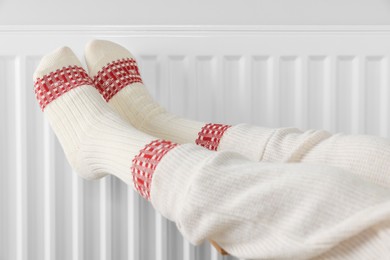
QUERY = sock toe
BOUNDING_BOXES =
[33,46,82,81]
[84,39,135,77]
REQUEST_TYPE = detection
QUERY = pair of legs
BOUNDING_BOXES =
[33,42,390,259]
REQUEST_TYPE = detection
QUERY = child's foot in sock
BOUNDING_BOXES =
[34,46,177,199]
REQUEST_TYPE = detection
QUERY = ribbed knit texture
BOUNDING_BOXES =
[151,144,390,259]
[85,40,390,188]
[33,47,155,185]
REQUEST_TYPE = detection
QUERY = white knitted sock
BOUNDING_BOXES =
[84,39,390,187]
[84,39,208,145]
[33,46,176,198]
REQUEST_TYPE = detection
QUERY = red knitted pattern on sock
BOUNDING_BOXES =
[195,123,231,151]
[93,58,143,102]
[34,66,93,111]
[131,139,178,200]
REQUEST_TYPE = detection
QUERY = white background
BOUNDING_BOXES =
[1,1,390,260]
[2,0,390,25]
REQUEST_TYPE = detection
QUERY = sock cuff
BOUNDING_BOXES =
[93,58,143,102]
[131,139,179,200]
[195,123,232,151]
[34,65,93,111]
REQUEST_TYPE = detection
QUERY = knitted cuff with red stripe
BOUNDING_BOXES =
[93,58,143,102]
[195,123,231,151]
[131,139,178,201]
[34,65,93,110]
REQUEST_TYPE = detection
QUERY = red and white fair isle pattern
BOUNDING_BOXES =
[34,66,93,111]
[131,139,178,200]
[93,58,143,102]
[196,123,231,151]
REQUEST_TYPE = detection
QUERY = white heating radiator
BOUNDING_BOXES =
[1,26,390,260]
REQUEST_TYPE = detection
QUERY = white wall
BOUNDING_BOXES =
[1,0,390,25]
